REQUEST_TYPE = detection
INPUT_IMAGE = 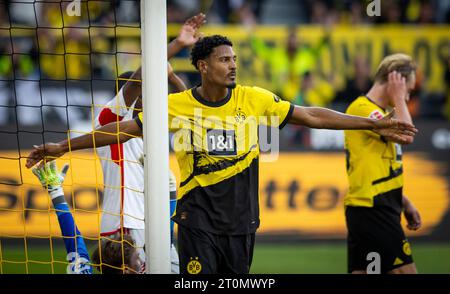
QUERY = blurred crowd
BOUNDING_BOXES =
[1,0,449,36]
[0,0,449,130]
[169,0,450,25]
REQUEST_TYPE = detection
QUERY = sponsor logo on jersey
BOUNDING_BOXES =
[207,129,237,156]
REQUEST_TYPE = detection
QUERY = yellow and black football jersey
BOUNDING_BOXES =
[136,85,293,234]
[344,96,403,209]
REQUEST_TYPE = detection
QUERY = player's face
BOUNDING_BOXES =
[206,45,237,89]
[125,249,143,274]
[404,74,416,102]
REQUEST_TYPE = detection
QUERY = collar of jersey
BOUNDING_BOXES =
[191,85,232,107]
[364,95,386,112]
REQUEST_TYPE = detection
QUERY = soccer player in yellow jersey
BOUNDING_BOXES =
[26,35,417,274]
[344,54,422,274]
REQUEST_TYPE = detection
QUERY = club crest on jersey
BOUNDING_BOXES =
[235,109,246,124]
[369,109,384,120]
[187,257,202,274]
[207,129,237,156]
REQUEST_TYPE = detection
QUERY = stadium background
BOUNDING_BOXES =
[0,0,449,273]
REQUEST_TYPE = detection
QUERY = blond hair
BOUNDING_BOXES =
[374,53,417,83]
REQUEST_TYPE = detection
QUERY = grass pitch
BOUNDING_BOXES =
[1,241,449,274]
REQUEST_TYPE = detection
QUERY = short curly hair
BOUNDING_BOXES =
[91,234,137,274]
[190,35,233,70]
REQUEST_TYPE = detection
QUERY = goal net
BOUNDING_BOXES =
[0,0,148,274]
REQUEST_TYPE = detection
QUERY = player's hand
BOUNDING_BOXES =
[373,109,417,144]
[403,201,422,231]
[386,71,408,105]
[32,161,69,189]
[176,13,206,47]
[26,143,66,168]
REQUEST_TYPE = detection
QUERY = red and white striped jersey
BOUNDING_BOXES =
[94,88,145,235]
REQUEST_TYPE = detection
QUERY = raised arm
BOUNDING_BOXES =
[168,13,206,59]
[121,62,187,107]
[121,67,142,107]
[388,72,413,124]
[26,119,142,168]
[168,62,187,92]
[386,71,414,144]
[288,105,417,144]
[122,13,206,102]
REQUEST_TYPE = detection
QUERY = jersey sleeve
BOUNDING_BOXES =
[95,88,132,128]
[347,99,382,118]
[134,111,143,130]
[135,93,177,132]
[346,98,384,139]
[252,86,294,129]
[168,93,184,133]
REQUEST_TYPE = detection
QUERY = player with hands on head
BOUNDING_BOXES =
[344,53,422,274]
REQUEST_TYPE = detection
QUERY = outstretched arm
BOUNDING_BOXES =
[288,106,417,144]
[32,162,92,274]
[26,119,142,168]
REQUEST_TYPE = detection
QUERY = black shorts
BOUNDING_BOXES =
[177,225,255,274]
[345,204,414,273]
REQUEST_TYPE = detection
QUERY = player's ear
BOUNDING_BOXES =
[198,60,207,74]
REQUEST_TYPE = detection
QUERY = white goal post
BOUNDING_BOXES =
[140,0,171,274]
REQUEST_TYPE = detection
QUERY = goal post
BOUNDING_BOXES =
[140,0,171,274]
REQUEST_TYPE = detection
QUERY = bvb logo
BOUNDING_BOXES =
[187,257,202,274]
[403,240,412,256]
[235,109,246,124]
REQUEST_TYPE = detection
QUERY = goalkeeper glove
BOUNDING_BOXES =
[32,161,69,199]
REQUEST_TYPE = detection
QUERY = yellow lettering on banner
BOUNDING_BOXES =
[256,153,448,237]
[0,152,448,238]
[168,25,450,94]
[2,25,448,92]
[0,151,103,237]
